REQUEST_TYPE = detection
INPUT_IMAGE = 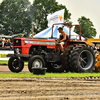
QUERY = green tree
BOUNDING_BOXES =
[74,16,97,38]
[30,0,71,33]
[0,0,31,36]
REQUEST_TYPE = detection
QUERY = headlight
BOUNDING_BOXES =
[14,48,21,54]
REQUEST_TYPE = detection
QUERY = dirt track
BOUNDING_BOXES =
[0,65,29,73]
[0,65,100,100]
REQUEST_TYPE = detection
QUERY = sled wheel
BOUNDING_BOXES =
[28,55,45,72]
[8,57,24,73]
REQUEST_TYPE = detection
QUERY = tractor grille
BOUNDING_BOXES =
[14,39,21,46]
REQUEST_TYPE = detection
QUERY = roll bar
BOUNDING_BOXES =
[51,23,81,40]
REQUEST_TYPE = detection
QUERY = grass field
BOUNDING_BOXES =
[0,72,100,78]
[0,60,8,65]
[0,60,100,78]
[0,60,28,65]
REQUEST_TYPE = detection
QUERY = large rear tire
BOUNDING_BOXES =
[28,55,45,72]
[69,44,96,72]
[62,44,77,72]
[8,57,24,73]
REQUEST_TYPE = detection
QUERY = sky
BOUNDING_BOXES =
[56,0,100,38]
[0,0,100,38]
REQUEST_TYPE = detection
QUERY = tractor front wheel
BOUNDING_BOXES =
[28,55,45,72]
[8,57,24,73]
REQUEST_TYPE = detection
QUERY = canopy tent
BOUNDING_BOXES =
[34,25,84,40]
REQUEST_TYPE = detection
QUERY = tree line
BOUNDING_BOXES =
[0,0,97,38]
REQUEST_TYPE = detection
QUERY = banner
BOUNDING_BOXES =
[47,9,65,27]
[0,50,14,60]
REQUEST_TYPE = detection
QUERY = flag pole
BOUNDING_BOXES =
[32,25,34,39]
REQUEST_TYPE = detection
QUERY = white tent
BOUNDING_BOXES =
[34,25,84,40]
[34,9,84,40]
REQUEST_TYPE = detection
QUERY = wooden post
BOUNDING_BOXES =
[32,25,34,39]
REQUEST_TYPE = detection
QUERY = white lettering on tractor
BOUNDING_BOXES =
[24,40,55,45]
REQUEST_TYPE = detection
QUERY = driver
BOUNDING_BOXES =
[57,27,68,55]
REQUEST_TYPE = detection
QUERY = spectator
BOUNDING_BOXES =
[6,39,11,48]
[95,44,100,54]
[95,44,99,49]
[2,39,5,47]
[4,40,9,48]
[0,38,2,47]
[10,39,13,49]
[84,37,88,42]
[4,40,7,47]
[0,38,13,50]
[91,43,96,50]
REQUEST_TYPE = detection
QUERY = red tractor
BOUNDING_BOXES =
[8,23,96,73]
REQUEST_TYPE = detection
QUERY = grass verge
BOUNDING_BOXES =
[0,60,8,65]
[0,72,100,78]
[0,61,100,78]
[0,60,28,65]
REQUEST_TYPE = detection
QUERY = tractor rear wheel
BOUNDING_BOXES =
[69,44,96,72]
[28,55,45,72]
[62,44,77,72]
[8,57,24,73]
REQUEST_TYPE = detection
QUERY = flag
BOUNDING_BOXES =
[47,9,65,27]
